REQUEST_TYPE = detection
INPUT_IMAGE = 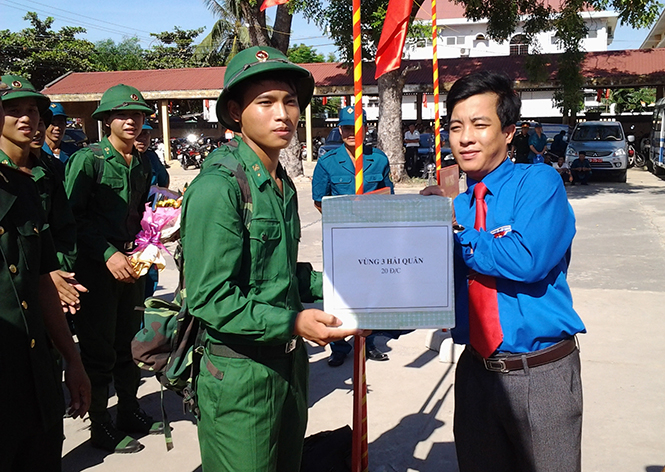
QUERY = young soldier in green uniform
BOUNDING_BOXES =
[65,84,159,454]
[0,75,83,313]
[181,46,362,472]
[0,75,90,472]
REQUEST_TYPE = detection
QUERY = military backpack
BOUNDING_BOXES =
[131,146,252,450]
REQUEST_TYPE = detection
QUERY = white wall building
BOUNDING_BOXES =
[401,0,618,118]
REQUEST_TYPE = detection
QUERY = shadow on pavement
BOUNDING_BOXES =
[369,383,457,472]
[62,437,108,472]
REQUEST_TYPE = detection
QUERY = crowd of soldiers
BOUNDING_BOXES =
[2,44,586,472]
[0,74,176,468]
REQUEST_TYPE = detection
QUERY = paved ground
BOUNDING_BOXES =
[62,162,665,471]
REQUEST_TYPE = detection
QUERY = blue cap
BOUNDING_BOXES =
[142,123,153,130]
[338,106,367,127]
[49,102,67,118]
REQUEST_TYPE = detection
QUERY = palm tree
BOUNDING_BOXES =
[196,0,251,65]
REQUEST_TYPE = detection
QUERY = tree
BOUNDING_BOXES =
[196,0,251,65]
[202,0,320,177]
[287,43,326,63]
[145,27,207,69]
[0,12,96,89]
[452,0,661,122]
[610,88,656,114]
[92,37,147,71]
[309,0,424,181]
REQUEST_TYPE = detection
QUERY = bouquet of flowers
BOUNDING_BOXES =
[130,188,183,277]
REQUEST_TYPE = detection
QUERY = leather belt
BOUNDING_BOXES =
[206,337,299,360]
[469,338,577,373]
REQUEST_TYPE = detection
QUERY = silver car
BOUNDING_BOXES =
[565,121,629,182]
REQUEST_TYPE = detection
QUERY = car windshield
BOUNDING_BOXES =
[326,128,343,144]
[572,125,623,142]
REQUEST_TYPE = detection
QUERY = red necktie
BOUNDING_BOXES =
[468,182,503,358]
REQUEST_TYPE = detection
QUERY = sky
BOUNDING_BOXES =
[0,0,657,56]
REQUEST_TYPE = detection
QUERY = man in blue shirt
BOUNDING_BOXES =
[312,107,395,366]
[528,122,547,163]
[422,71,585,472]
[43,102,69,165]
[312,107,393,210]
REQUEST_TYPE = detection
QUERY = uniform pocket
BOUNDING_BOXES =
[16,220,42,273]
[331,175,353,193]
[365,173,383,184]
[249,219,282,281]
[96,177,126,211]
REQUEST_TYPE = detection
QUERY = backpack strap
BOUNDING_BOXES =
[87,143,106,186]
[210,153,253,231]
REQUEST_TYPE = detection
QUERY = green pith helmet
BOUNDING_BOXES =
[0,75,51,113]
[92,84,153,121]
[216,46,315,132]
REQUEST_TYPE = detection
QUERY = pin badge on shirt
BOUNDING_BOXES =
[490,225,512,238]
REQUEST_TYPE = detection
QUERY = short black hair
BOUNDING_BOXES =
[578,151,586,156]
[446,71,520,129]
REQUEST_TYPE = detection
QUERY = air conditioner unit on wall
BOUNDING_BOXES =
[460,48,469,57]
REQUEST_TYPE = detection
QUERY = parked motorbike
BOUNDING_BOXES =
[627,134,646,168]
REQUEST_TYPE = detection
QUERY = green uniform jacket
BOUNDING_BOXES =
[0,150,77,271]
[0,163,64,431]
[64,136,151,262]
[182,140,322,346]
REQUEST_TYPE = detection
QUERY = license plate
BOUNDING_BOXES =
[589,158,603,163]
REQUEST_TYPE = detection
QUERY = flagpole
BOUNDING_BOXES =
[351,0,368,471]
[432,0,442,182]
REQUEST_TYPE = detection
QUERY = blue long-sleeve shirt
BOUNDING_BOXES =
[452,159,585,353]
[312,144,394,201]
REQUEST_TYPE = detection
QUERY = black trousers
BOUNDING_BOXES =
[454,346,582,472]
[405,147,419,176]
[73,256,145,424]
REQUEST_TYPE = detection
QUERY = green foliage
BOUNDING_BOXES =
[311,96,341,116]
[145,27,207,69]
[92,37,147,71]
[287,43,326,63]
[0,12,96,89]
[454,0,661,117]
[610,88,656,113]
[197,1,251,65]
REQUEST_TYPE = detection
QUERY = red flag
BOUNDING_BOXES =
[341,96,347,107]
[375,0,414,79]
[322,96,328,105]
[423,94,428,109]
[260,0,288,11]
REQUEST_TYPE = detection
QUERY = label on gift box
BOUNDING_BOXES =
[322,194,455,330]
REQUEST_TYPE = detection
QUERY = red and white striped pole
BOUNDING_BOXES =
[432,0,442,181]
[352,0,368,471]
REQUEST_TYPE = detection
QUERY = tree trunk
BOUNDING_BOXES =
[241,1,270,47]
[280,133,304,178]
[377,70,407,182]
[271,5,292,54]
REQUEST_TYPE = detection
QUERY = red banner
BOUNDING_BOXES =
[374,0,414,79]
[260,0,288,11]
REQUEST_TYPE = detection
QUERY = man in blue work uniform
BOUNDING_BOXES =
[528,122,548,163]
[312,107,395,366]
[422,71,585,471]
[43,103,69,166]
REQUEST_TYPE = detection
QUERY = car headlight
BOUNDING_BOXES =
[613,148,626,157]
[565,147,577,157]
